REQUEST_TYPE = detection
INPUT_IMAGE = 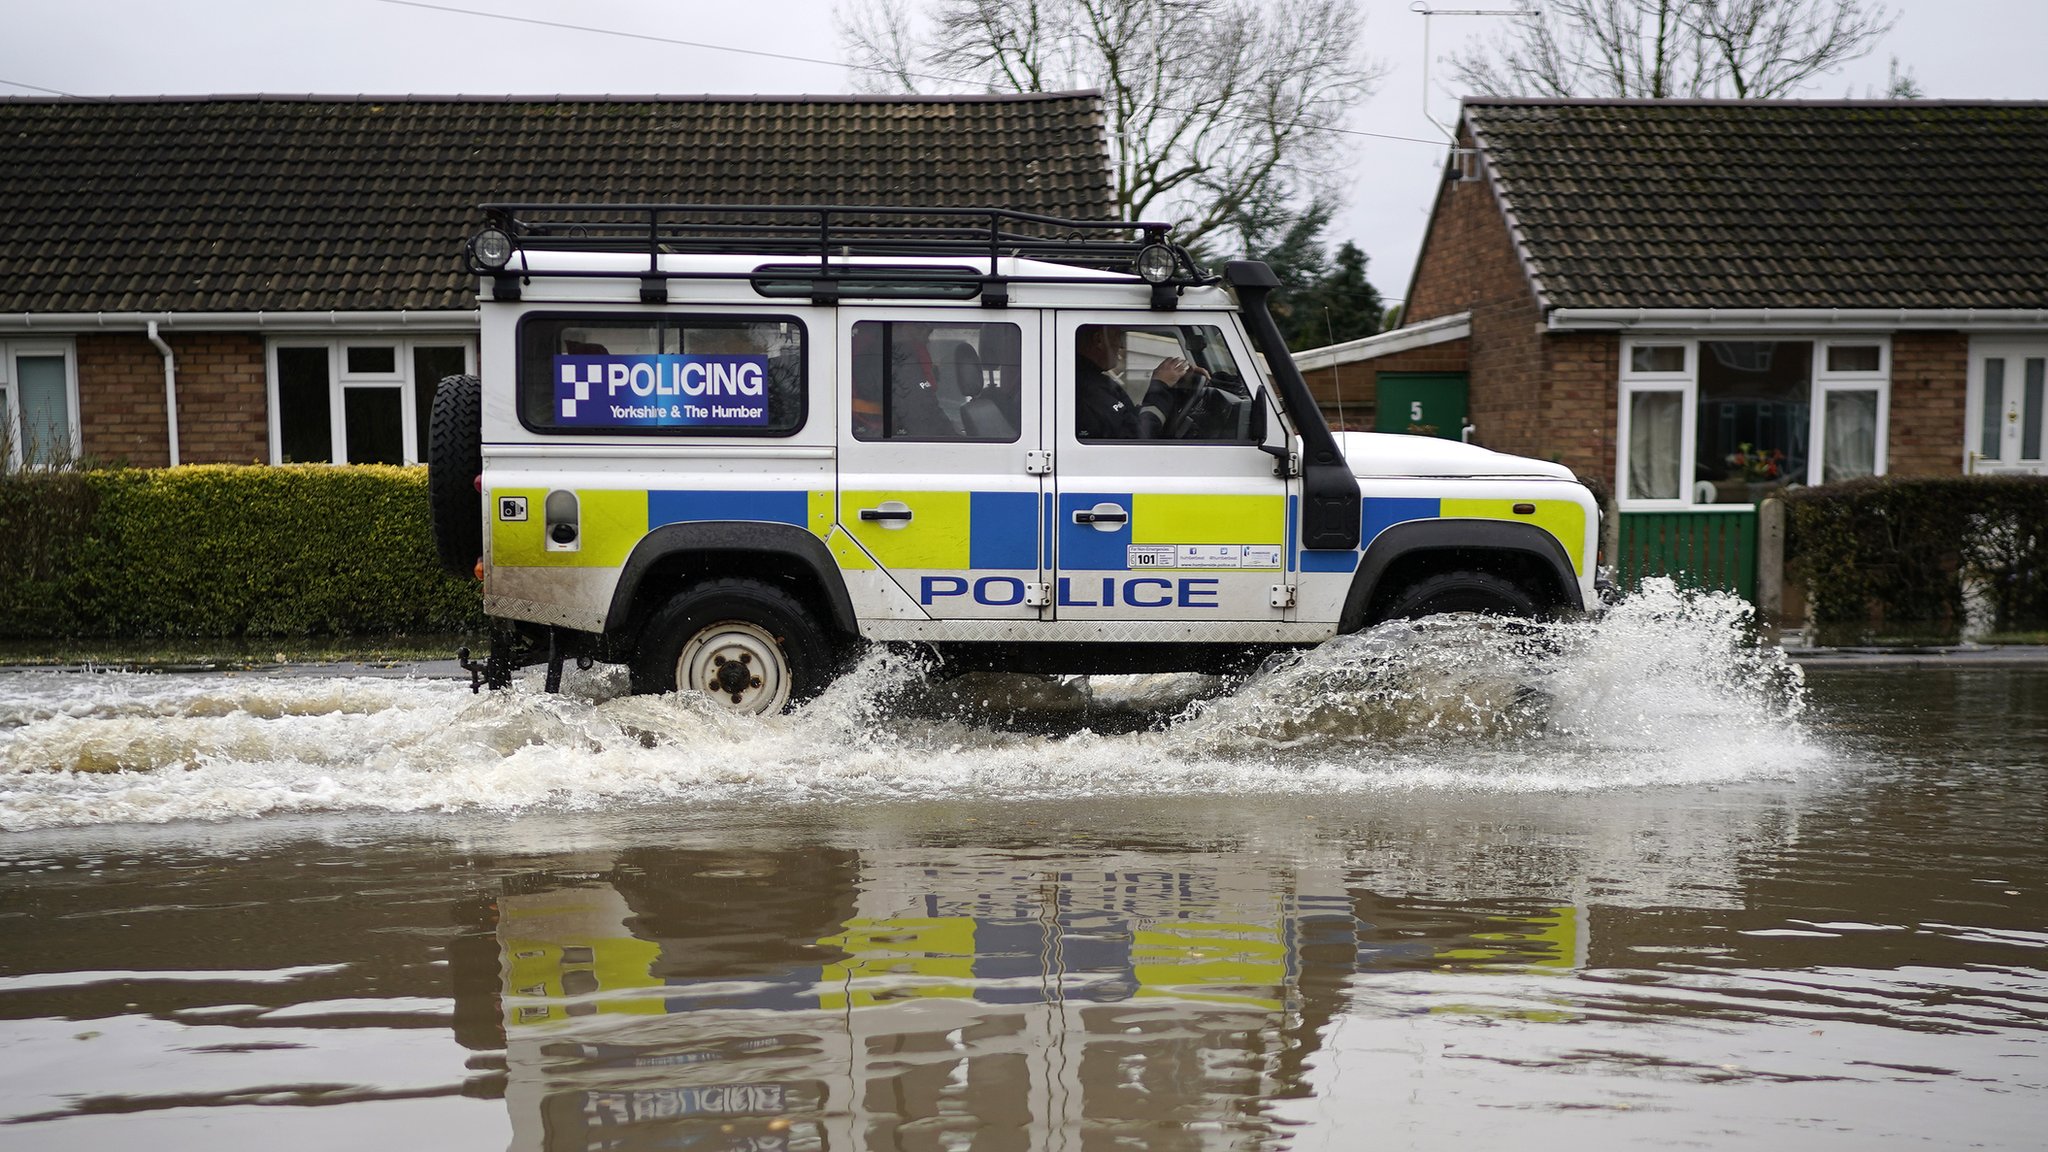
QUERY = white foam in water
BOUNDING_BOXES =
[0,580,1819,830]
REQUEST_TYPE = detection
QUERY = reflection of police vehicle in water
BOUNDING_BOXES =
[452,848,1582,1152]
[431,205,1603,710]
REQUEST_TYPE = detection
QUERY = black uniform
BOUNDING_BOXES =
[1075,364,1138,439]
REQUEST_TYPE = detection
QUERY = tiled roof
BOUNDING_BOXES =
[0,94,1113,314]
[1464,100,2048,310]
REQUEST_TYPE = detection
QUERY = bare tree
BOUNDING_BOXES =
[836,0,1382,252]
[1448,0,1896,100]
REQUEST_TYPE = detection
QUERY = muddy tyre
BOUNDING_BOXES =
[427,372,483,579]
[1381,570,1539,621]
[632,578,833,713]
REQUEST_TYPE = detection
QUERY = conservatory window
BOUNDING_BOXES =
[1617,338,1888,509]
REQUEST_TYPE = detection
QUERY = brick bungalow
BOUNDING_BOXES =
[0,93,1112,470]
[1297,99,2048,595]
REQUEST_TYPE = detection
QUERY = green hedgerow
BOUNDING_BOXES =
[0,464,483,639]
[1785,475,2048,633]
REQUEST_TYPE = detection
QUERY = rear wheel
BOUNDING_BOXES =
[631,578,833,713]
[1380,570,1539,621]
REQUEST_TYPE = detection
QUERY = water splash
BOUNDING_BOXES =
[0,581,1816,829]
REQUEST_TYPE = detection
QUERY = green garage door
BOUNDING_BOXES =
[1376,372,1467,440]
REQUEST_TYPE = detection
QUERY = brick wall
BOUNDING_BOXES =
[1887,331,1968,476]
[1542,332,1621,487]
[1402,153,1568,471]
[75,331,268,466]
[174,332,269,463]
[1299,339,1469,431]
[75,334,171,466]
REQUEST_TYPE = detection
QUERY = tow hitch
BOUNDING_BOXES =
[458,626,591,694]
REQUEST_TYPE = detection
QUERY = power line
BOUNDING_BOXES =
[373,0,904,86]
[0,77,75,97]
[368,0,1448,149]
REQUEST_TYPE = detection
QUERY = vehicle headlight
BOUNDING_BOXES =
[471,227,515,269]
[1135,244,1177,284]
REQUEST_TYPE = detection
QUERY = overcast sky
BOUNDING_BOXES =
[7,0,2046,306]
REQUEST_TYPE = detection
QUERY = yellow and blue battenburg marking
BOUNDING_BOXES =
[491,488,1588,588]
[1298,496,1588,575]
[501,901,1583,1025]
[1056,492,1287,571]
[492,487,831,568]
[840,490,1040,570]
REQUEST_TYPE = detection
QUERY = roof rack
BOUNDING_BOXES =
[465,203,1212,307]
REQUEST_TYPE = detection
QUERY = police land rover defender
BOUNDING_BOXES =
[429,205,1601,711]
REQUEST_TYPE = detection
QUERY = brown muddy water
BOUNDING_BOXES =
[1,587,2044,1150]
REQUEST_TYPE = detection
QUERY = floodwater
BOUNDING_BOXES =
[1,586,2043,1151]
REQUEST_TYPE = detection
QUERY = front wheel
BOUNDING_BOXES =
[1379,570,1540,622]
[631,579,833,713]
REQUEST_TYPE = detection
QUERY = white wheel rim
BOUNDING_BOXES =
[677,620,792,714]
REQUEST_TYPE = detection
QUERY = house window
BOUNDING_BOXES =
[1,340,80,470]
[1618,338,1888,508]
[268,338,474,464]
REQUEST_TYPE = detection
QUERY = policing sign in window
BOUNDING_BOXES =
[554,355,772,429]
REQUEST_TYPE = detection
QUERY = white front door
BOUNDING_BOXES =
[1969,341,2048,474]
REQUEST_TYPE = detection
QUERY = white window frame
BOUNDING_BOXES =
[1616,340,1694,510]
[266,336,475,464]
[1965,337,2048,475]
[1616,336,1890,511]
[1,338,83,471]
[1813,339,1890,484]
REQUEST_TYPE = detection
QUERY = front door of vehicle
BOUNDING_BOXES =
[835,308,1045,620]
[1051,314,1294,625]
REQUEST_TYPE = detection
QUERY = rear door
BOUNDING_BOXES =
[835,308,1046,619]
[1050,313,1294,625]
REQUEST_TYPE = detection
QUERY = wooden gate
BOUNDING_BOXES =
[1616,510,1759,600]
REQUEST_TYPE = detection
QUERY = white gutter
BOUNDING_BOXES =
[145,321,180,468]
[1,310,479,333]
[1293,312,1472,372]
[1549,307,2048,333]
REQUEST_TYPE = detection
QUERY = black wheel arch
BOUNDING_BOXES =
[1339,519,1583,630]
[601,522,859,657]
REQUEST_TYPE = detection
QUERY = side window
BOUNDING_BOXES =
[850,320,1021,442]
[517,314,806,436]
[1072,324,1260,444]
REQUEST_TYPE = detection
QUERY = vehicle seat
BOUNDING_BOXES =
[953,342,1017,440]
[962,328,1021,440]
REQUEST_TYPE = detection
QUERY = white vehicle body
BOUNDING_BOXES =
[436,206,1600,705]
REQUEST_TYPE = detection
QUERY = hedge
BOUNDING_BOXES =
[0,465,485,639]
[1784,475,2048,634]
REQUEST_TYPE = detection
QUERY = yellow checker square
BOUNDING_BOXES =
[840,489,971,570]
[491,488,649,568]
[1130,493,1285,546]
[1440,498,1588,574]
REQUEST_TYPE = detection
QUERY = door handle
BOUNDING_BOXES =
[1073,509,1127,525]
[860,507,914,522]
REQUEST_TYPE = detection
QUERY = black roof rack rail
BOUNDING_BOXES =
[464,203,1213,306]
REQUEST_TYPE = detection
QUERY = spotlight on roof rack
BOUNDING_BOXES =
[471,227,515,269]
[1135,244,1177,284]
